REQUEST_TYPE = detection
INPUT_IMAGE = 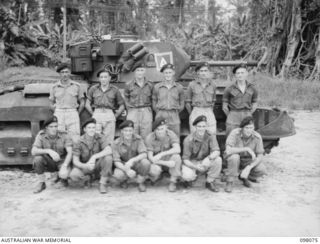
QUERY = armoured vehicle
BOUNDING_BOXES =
[0,36,296,165]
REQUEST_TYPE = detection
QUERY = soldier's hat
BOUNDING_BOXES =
[81,118,96,130]
[195,62,210,72]
[56,63,71,73]
[152,117,167,131]
[232,63,247,74]
[43,116,58,128]
[160,63,175,73]
[132,62,146,72]
[97,69,112,77]
[119,120,134,130]
[192,115,207,126]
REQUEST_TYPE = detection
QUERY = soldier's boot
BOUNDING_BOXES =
[33,182,46,194]
[248,175,259,183]
[84,175,92,188]
[206,180,220,192]
[168,182,177,192]
[138,183,147,192]
[240,177,251,188]
[60,179,69,187]
[182,181,193,188]
[99,184,108,194]
[225,182,233,193]
[120,181,129,189]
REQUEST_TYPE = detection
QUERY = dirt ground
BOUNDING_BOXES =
[0,111,319,237]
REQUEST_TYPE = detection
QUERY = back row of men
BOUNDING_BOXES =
[31,62,265,194]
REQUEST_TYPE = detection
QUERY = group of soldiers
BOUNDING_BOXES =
[31,61,266,194]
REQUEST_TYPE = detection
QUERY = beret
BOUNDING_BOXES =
[43,116,58,128]
[232,63,247,74]
[82,118,96,130]
[240,116,254,128]
[192,115,207,126]
[160,63,175,73]
[195,62,210,72]
[132,62,146,72]
[97,69,111,77]
[152,117,167,131]
[56,63,71,73]
[119,120,134,130]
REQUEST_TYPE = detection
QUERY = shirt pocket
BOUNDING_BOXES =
[230,89,242,106]
[54,88,65,99]
[67,86,78,97]
[243,89,254,103]
[204,89,215,103]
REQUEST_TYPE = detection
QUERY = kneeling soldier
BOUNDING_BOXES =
[182,115,222,192]
[31,116,72,193]
[112,120,151,192]
[145,117,182,192]
[224,116,266,193]
[69,118,113,194]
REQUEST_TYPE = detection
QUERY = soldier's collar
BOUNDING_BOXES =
[44,132,60,139]
[58,80,73,87]
[134,78,147,86]
[159,81,177,88]
[193,131,208,141]
[119,134,138,144]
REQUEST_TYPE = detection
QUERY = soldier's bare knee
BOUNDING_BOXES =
[182,167,196,181]
[149,164,162,177]
[113,169,126,181]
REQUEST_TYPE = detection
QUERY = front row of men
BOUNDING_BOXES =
[32,115,266,194]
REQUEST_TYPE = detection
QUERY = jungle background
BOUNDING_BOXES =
[0,0,320,109]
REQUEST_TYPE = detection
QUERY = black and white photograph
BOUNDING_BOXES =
[0,0,319,240]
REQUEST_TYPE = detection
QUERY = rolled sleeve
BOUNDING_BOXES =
[226,129,237,147]
[222,86,231,103]
[72,139,81,157]
[137,139,147,154]
[77,85,85,101]
[255,136,265,155]
[145,134,154,152]
[112,143,121,162]
[182,137,192,160]
[87,86,95,103]
[209,134,220,152]
[49,86,55,102]
[185,84,192,103]
[115,89,124,106]
[168,130,180,144]
[100,135,111,149]
[32,134,43,148]
[179,85,185,112]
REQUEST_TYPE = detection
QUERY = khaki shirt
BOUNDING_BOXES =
[124,78,153,108]
[152,81,185,112]
[32,130,72,158]
[222,81,258,111]
[73,134,110,163]
[49,80,84,109]
[186,78,216,107]
[145,129,179,155]
[183,131,220,161]
[87,84,124,110]
[226,128,264,157]
[112,134,147,162]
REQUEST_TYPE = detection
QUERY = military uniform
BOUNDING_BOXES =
[124,78,153,140]
[186,78,217,134]
[87,84,124,142]
[49,81,84,137]
[182,131,222,183]
[69,133,113,185]
[152,82,185,136]
[33,130,72,176]
[112,133,151,184]
[145,129,182,184]
[224,128,266,183]
[223,81,258,135]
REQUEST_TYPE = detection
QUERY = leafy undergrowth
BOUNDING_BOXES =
[251,73,320,111]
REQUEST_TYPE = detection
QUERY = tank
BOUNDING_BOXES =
[0,37,296,165]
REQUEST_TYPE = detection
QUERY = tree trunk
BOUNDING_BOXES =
[309,26,320,80]
[279,0,302,79]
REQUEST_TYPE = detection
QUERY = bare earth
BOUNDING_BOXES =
[1,111,319,237]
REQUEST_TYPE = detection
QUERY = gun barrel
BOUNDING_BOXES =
[190,60,258,67]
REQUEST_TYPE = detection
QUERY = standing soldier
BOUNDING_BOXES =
[124,63,153,140]
[69,118,113,194]
[112,120,151,192]
[152,63,185,136]
[31,116,72,193]
[182,115,222,192]
[186,62,217,134]
[85,69,125,143]
[145,117,182,192]
[49,63,84,138]
[223,64,258,136]
[224,116,266,193]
